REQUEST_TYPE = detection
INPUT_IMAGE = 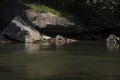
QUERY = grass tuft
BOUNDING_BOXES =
[23,3,62,16]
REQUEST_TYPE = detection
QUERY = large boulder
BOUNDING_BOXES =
[3,16,41,43]
[25,10,75,28]
[24,10,81,36]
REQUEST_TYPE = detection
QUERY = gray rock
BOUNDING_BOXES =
[41,34,52,43]
[24,10,80,36]
[55,35,78,43]
[41,34,52,40]
[106,34,120,44]
[3,16,41,43]
[25,10,75,28]
[56,35,66,41]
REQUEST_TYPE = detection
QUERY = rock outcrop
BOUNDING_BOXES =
[24,10,102,40]
[3,16,41,43]
[25,10,75,28]
[24,10,82,36]
[1,9,103,42]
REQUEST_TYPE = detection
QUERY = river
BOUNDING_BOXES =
[0,41,120,80]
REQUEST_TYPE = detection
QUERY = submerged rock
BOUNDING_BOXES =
[3,16,41,43]
[56,35,66,41]
[106,34,120,44]
[55,35,78,43]
[41,34,52,43]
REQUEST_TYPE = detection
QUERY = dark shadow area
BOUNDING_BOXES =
[0,0,23,31]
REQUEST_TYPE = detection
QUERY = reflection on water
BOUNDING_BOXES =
[106,42,119,50]
[0,41,71,54]
[0,41,120,80]
[106,42,120,56]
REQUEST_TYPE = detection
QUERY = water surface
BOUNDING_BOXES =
[0,41,120,80]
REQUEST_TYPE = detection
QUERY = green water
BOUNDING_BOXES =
[0,41,120,80]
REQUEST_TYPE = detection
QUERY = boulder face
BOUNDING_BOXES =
[3,16,41,43]
[25,10,75,28]
[24,10,80,36]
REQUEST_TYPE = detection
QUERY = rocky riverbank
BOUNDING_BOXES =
[1,10,80,43]
[0,10,115,43]
[1,0,120,43]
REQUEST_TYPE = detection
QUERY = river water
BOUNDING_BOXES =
[0,41,120,80]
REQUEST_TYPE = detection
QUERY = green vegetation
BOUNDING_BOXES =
[23,3,62,16]
[19,0,120,26]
